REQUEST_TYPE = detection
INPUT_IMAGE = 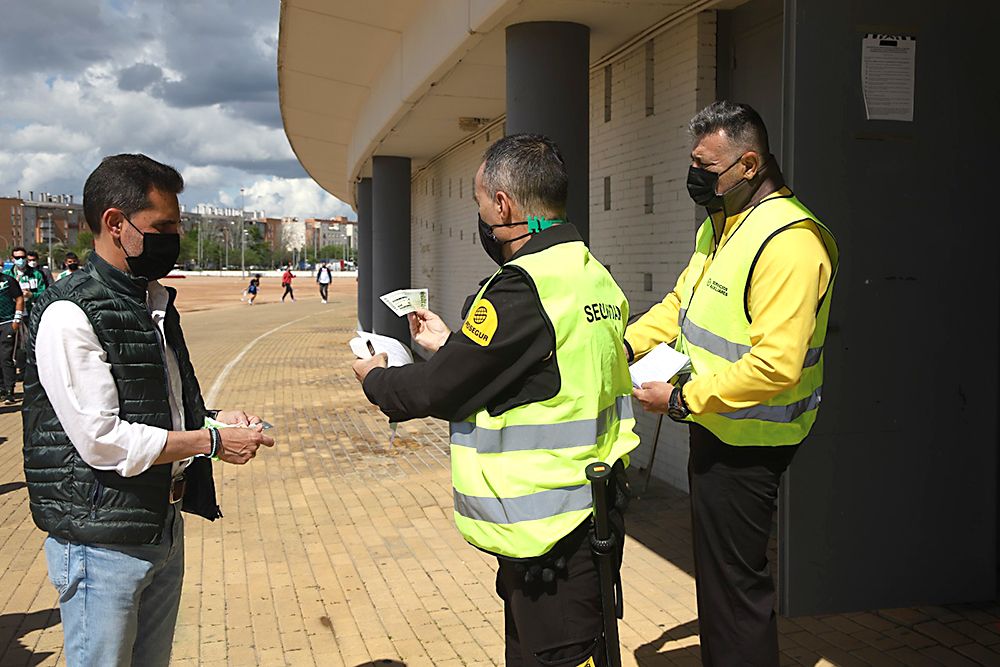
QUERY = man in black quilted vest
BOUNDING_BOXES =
[22,153,275,667]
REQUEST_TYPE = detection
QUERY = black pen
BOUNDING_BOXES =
[366,339,376,356]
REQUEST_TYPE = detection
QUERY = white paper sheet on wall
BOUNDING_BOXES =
[861,33,917,122]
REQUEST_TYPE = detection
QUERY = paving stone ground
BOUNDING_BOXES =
[1,276,999,666]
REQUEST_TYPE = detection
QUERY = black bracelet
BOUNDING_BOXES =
[207,427,221,460]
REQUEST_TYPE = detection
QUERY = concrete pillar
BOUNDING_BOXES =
[505,22,590,243]
[371,156,411,342]
[356,177,373,331]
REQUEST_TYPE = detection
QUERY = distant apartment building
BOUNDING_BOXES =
[0,192,85,257]
[305,216,356,257]
[179,205,267,267]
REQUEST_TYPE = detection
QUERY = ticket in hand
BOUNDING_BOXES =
[379,289,428,316]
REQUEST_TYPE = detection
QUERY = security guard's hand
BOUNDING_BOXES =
[632,381,674,414]
[353,352,388,384]
[408,308,451,352]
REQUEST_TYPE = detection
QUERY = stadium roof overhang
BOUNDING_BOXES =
[277,0,732,208]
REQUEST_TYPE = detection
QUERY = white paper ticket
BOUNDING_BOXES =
[379,288,428,316]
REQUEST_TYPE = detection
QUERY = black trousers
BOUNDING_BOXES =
[318,282,329,300]
[688,423,798,667]
[281,284,294,301]
[497,467,627,667]
[497,521,606,667]
[0,322,15,394]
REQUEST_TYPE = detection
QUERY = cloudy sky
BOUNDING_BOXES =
[0,0,354,220]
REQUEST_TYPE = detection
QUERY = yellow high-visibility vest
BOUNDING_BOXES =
[676,195,839,446]
[450,240,640,558]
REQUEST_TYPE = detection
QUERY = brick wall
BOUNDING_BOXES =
[589,12,716,492]
[409,12,717,492]
[411,125,503,334]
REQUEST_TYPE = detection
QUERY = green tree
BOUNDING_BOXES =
[179,229,198,266]
[73,230,94,263]
[48,242,71,269]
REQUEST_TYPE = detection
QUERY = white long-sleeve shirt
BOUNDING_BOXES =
[36,280,190,478]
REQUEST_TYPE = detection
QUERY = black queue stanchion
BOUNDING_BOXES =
[587,461,622,667]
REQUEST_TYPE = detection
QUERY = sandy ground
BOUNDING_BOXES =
[162,275,358,314]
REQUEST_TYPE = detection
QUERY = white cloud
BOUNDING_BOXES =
[182,165,225,188]
[227,177,354,220]
[8,124,95,153]
[0,0,352,220]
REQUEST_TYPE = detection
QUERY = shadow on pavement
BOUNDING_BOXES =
[0,609,60,666]
[633,619,701,665]
[623,471,697,581]
[0,481,27,496]
[355,661,407,666]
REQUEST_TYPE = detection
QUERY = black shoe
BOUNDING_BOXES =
[1,393,14,406]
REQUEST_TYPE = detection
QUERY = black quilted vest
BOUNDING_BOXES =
[22,252,220,545]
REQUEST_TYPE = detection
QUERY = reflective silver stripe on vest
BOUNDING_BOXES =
[682,314,823,368]
[719,387,821,423]
[682,317,750,362]
[454,484,592,524]
[450,395,634,454]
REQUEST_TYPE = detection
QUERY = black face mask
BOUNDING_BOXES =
[687,155,770,217]
[477,215,563,266]
[686,155,744,208]
[122,215,180,281]
[66,263,79,272]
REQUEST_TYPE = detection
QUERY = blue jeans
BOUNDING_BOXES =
[44,505,185,667]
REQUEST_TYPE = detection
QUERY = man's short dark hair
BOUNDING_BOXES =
[482,134,568,218]
[11,246,26,256]
[64,252,78,260]
[83,153,184,234]
[689,101,770,156]
[26,250,39,258]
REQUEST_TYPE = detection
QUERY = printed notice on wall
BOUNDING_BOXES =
[861,33,916,121]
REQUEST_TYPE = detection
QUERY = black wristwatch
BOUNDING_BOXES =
[667,386,690,422]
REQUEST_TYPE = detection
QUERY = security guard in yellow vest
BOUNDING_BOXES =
[354,134,640,666]
[625,102,838,667]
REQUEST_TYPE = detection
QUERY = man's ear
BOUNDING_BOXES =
[742,151,763,180]
[102,208,125,239]
[495,191,514,223]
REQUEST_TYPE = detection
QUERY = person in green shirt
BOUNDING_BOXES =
[10,247,48,314]
[9,247,48,384]
[0,266,25,404]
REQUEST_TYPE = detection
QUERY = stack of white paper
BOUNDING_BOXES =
[380,289,428,316]
[350,331,414,367]
[629,343,691,388]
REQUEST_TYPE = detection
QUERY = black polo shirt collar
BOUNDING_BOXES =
[509,222,583,262]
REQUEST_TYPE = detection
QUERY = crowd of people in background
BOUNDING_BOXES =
[4,246,343,402]
[1,247,83,405]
